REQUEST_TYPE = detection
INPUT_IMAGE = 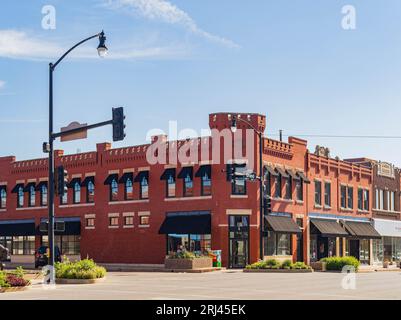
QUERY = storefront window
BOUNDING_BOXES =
[373,239,383,263]
[359,239,370,264]
[310,235,318,262]
[167,234,211,254]
[264,232,291,256]
[328,238,336,257]
[41,235,80,255]
[11,236,35,255]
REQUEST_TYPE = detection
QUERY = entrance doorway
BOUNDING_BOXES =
[229,215,249,269]
[349,240,360,260]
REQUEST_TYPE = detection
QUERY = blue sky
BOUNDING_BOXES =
[1,0,401,165]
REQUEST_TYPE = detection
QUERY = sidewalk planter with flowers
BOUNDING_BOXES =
[164,251,213,270]
[0,267,30,293]
[244,259,313,273]
[55,258,106,284]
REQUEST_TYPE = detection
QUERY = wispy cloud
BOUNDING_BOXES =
[0,29,187,61]
[0,80,5,89]
[102,0,239,48]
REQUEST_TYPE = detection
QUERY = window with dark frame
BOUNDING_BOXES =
[201,172,211,196]
[347,186,353,209]
[61,191,68,205]
[73,182,81,204]
[274,174,282,198]
[340,185,347,208]
[86,217,95,227]
[295,179,303,201]
[183,174,193,197]
[17,186,24,208]
[109,216,119,226]
[140,215,149,225]
[314,180,322,206]
[232,164,247,195]
[110,179,118,202]
[28,185,35,207]
[86,181,95,203]
[40,184,48,207]
[125,178,133,200]
[324,182,331,207]
[166,175,176,198]
[0,188,6,208]
[140,176,149,199]
[363,189,369,211]
[124,216,134,226]
[284,177,292,200]
[358,188,363,210]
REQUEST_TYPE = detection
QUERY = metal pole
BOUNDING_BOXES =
[48,63,55,280]
[259,132,264,260]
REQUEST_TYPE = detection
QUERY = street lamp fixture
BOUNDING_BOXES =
[97,31,108,58]
[230,118,237,133]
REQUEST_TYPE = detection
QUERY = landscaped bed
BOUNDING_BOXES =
[165,251,213,270]
[0,267,31,293]
[319,256,360,272]
[244,259,313,273]
[55,258,107,284]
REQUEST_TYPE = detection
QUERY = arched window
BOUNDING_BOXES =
[140,177,149,199]
[17,186,24,208]
[29,185,35,207]
[73,182,81,204]
[166,175,175,198]
[184,174,193,197]
[201,172,211,196]
[0,188,6,208]
[87,181,95,203]
[110,179,118,201]
[41,184,48,206]
[125,178,133,200]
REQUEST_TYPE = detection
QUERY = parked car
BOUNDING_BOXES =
[35,246,61,268]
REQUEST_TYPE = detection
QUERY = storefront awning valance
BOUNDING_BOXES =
[195,165,211,178]
[296,171,310,183]
[134,171,149,183]
[310,219,349,238]
[35,181,48,191]
[373,218,401,238]
[342,221,381,239]
[81,176,95,187]
[104,174,119,185]
[265,215,302,234]
[264,165,279,177]
[275,167,289,178]
[118,172,134,184]
[38,217,81,235]
[23,182,36,192]
[160,168,176,180]
[177,167,193,179]
[67,178,81,188]
[0,220,36,236]
[159,211,211,235]
[11,183,24,193]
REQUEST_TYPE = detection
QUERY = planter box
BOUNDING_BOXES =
[164,257,213,270]
[263,255,293,264]
[310,261,327,272]
[0,286,29,293]
[244,268,313,273]
[55,277,105,285]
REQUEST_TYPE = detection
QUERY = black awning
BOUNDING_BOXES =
[118,172,134,184]
[0,220,36,236]
[266,215,302,234]
[23,182,36,192]
[0,185,6,192]
[177,167,193,179]
[67,178,81,188]
[160,168,176,180]
[81,176,95,187]
[296,171,310,183]
[264,165,279,177]
[342,221,381,239]
[134,171,149,182]
[286,169,300,180]
[275,167,289,178]
[35,181,48,191]
[37,218,81,235]
[104,174,119,185]
[195,165,211,178]
[159,212,211,235]
[11,183,24,193]
[310,219,349,237]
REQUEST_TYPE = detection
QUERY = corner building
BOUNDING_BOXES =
[0,112,381,267]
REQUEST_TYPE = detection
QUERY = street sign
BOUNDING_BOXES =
[60,121,88,142]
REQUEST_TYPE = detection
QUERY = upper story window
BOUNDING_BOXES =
[125,178,133,200]
[324,182,331,207]
[314,180,322,206]
[230,164,246,195]
[184,174,193,197]
[167,175,176,198]
[0,187,6,209]
[284,177,292,200]
[347,187,353,209]
[17,186,24,208]
[201,172,211,196]
[61,191,68,205]
[358,188,370,211]
[40,184,48,207]
[295,179,303,201]
[87,181,95,203]
[140,176,149,199]
[340,185,347,208]
[110,179,119,202]
[28,185,35,207]
[274,174,282,198]
[73,182,81,204]
[340,185,353,209]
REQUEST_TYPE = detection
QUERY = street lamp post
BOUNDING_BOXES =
[47,32,108,280]
[231,116,265,261]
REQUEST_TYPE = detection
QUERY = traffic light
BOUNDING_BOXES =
[55,166,68,196]
[112,107,126,142]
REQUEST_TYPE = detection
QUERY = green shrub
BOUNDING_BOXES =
[290,262,310,270]
[55,258,106,279]
[265,259,281,267]
[320,256,360,271]
[12,266,25,279]
[281,260,292,269]
[245,261,266,269]
[0,271,10,288]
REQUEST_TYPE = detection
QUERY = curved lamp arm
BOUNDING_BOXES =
[51,31,104,70]
[235,116,262,136]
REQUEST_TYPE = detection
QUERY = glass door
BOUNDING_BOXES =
[359,239,370,264]
[229,215,249,269]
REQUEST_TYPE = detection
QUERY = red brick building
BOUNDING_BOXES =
[0,112,383,268]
